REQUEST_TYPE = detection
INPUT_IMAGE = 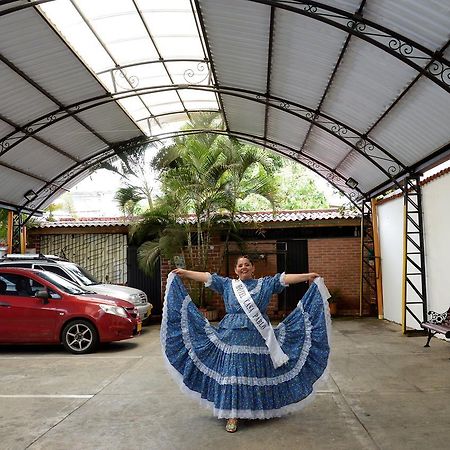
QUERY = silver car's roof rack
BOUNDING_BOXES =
[1,253,67,262]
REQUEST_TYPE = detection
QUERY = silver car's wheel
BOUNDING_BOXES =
[62,320,98,354]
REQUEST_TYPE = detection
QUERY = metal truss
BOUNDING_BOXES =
[10,211,25,254]
[402,176,428,332]
[359,200,378,316]
[0,84,406,190]
[20,129,364,218]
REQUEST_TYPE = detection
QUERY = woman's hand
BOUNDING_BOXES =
[284,272,320,285]
[307,272,320,282]
[172,268,187,278]
[171,268,210,283]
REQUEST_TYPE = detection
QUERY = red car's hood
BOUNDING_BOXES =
[70,293,134,309]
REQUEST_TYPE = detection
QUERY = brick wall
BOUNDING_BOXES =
[308,237,367,315]
[161,240,306,319]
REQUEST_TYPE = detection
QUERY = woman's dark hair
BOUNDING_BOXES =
[234,255,254,267]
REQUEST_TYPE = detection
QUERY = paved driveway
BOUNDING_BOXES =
[1,319,450,450]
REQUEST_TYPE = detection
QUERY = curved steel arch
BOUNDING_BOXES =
[22,128,365,220]
[246,0,450,93]
[0,83,406,189]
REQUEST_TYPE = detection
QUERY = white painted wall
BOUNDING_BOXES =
[422,173,450,314]
[377,171,450,331]
[378,196,403,325]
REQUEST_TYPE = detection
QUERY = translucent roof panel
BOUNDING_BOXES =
[322,39,420,132]
[271,9,348,109]
[266,107,310,151]
[199,0,270,93]
[39,0,219,139]
[1,0,450,212]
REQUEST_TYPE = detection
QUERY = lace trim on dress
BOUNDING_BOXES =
[204,272,212,287]
[180,295,312,386]
[203,321,287,355]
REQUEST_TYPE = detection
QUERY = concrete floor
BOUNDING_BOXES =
[1,318,449,450]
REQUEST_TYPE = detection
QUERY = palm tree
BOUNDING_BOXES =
[132,114,281,306]
[98,137,158,210]
[114,186,145,216]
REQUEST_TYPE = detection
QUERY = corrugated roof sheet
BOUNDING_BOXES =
[2,0,449,213]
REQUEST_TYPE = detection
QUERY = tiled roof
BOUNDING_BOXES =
[33,209,359,229]
[234,209,359,223]
[33,217,135,228]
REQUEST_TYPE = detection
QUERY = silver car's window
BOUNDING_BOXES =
[64,264,99,286]
[35,264,71,281]
[36,271,88,295]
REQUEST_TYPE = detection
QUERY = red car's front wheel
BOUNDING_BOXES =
[62,320,99,354]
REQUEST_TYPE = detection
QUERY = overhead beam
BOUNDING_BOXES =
[22,129,365,218]
[0,84,406,189]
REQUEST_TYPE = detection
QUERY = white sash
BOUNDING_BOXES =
[232,279,289,369]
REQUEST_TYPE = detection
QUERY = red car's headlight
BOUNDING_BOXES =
[99,304,128,318]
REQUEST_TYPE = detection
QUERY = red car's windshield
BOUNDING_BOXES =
[36,271,88,295]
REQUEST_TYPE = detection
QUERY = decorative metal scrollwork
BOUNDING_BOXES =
[1,134,25,155]
[330,123,348,136]
[315,119,356,139]
[427,60,450,87]
[303,4,317,13]
[388,39,414,57]
[347,20,366,32]
[356,139,401,176]
[183,62,210,85]
[111,69,140,92]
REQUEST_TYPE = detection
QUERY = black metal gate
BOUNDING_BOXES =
[127,246,162,315]
[277,239,309,314]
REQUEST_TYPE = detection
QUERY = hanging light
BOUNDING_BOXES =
[345,177,358,189]
[24,189,37,202]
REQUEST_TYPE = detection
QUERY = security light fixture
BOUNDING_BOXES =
[24,189,37,202]
[345,177,358,189]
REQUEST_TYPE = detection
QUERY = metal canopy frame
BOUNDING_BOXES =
[0,0,449,215]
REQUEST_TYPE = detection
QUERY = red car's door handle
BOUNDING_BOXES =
[0,302,11,307]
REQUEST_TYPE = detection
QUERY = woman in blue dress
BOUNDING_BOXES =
[161,255,331,433]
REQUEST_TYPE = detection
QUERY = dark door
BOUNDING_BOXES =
[277,240,308,314]
[127,246,162,315]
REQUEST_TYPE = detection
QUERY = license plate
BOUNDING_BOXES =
[137,322,142,333]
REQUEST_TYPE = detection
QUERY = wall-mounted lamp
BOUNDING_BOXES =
[345,177,358,189]
[24,189,37,202]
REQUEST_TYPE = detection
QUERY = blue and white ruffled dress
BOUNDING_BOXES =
[161,272,331,419]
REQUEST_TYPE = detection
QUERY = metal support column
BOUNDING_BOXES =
[10,211,26,254]
[401,176,428,333]
[359,201,378,316]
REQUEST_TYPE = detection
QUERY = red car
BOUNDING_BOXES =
[0,267,141,354]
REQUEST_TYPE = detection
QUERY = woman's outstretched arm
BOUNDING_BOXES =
[284,273,320,285]
[172,268,210,283]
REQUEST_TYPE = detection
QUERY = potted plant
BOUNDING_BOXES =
[328,288,341,317]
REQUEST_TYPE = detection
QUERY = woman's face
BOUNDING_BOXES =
[234,257,254,281]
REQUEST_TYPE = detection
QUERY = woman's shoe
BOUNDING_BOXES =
[225,418,238,433]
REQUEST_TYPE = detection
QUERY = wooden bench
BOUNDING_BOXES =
[421,308,450,347]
